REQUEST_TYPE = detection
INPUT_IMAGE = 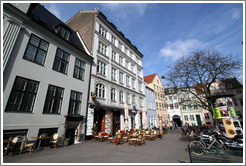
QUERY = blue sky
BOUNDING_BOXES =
[42,2,244,84]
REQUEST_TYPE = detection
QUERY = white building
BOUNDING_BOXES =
[66,10,146,136]
[3,3,93,145]
[165,88,182,128]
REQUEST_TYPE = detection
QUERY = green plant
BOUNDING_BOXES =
[65,138,70,141]
[91,124,97,132]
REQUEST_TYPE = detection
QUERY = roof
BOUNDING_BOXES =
[26,4,88,55]
[144,74,157,84]
[221,78,243,89]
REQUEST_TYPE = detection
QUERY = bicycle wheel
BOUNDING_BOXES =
[215,142,229,159]
[189,141,205,156]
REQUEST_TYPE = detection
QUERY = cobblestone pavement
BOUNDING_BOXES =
[2,128,243,164]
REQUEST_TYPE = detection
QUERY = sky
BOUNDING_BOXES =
[42,1,244,85]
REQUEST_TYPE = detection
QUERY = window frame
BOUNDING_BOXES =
[73,58,86,81]
[52,48,70,75]
[5,76,39,113]
[43,85,64,114]
[68,90,82,115]
[23,34,49,66]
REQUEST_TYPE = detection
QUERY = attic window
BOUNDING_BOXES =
[227,84,232,89]
[57,26,70,41]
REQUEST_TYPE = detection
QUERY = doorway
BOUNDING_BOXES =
[112,111,121,135]
[94,109,106,133]
[172,115,182,127]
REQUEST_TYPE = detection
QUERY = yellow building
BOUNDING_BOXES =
[144,74,169,130]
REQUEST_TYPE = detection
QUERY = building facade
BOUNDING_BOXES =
[145,84,157,129]
[144,74,169,130]
[66,10,146,136]
[178,87,203,126]
[3,3,93,145]
[165,88,182,128]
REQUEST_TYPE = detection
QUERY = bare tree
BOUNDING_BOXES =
[166,49,242,122]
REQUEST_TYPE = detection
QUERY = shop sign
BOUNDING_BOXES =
[229,107,237,118]
[213,107,221,119]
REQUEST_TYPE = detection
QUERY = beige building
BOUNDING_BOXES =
[144,74,169,129]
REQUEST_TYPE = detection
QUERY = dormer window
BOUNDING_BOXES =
[56,25,71,41]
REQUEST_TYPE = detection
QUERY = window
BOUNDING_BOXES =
[193,105,198,109]
[127,93,131,104]
[23,34,49,65]
[53,48,70,74]
[58,26,70,40]
[98,41,107,55]
[112,50,116,61]
[169,96,172,100]
[99,25,107,38]
[43,85,64,114]
[125,47,128,55]
[118,42,122,50]
[204,113,210,120]
[190,115,194,121]
[227,84,232,89]
[132,78,136,89]
[184,115,188,121]
[159,103,161,110]
[162,104,164,110]
[137,69,141,77]
[132,95,136,105]
[175,103,179,109]
[156,102,158,110]
[73,59,85,81]
[125,60,129,69]
[119,72,124,84]
[68,91,82,115]
[140,98,143,107]
[5,77,39,112]
[138,82,142,92]
[182,105,186,110]
[111,88,116,101]
[111,68,117,81]
[239,98,243,105]
[111,35,116,45]
[119,56,123,66]
[233,98,238,106]
[97,60,106,76]
[119,91,124,103]
[131,64,134,72]
[236,111,242,118]
[96,83,105,98]
[126,75,130,87]
[170,104,173,110]
[237,90,242,94]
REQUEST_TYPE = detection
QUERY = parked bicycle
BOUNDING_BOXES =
[189,132,228,158]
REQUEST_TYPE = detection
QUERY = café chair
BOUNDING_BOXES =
[93,132,99,141]
[149,132,156,140]
[107,133,114,144]
[50,133,59,149]
[19,136,34,154]
[98,132,103,142]
[136,134,144,146]
[115,134,123,145]
[4,136,23,157]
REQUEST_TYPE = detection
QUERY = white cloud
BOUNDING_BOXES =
[46,4,62,21]
[231,8,241,20]
[101,3,148,18]
[159,39,207,60]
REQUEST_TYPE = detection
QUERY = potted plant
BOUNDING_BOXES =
[64,138,70,146]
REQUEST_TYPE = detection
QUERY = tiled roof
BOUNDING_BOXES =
[144,74,157,84]
[26,3,87,54]
[221,78,243,89]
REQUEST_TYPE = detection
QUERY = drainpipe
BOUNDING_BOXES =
[84,59,93,141]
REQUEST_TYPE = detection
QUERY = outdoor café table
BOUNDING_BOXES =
[31,136,50,151]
